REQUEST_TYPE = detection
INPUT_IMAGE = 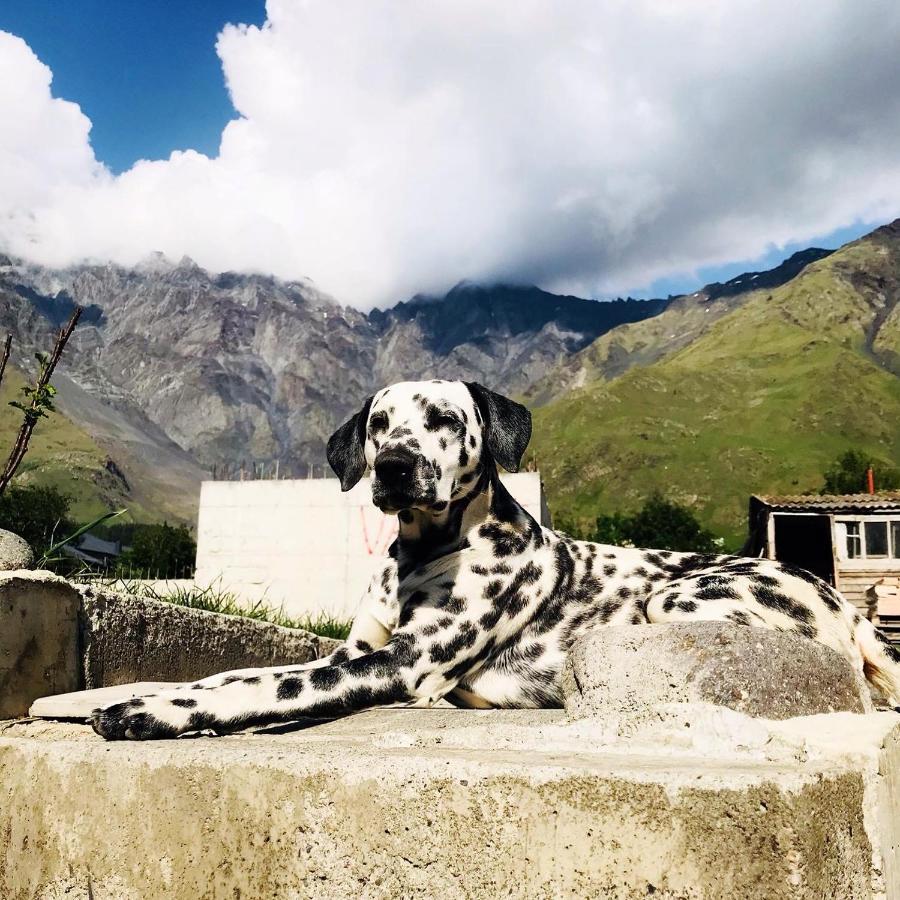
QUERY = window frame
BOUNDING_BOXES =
[833,514,900,566]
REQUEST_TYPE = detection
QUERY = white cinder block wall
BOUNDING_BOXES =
[194,473,550,619]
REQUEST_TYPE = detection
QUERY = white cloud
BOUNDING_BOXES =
[2,1,900,308]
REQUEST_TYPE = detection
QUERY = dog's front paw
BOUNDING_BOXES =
[90,696,184,741]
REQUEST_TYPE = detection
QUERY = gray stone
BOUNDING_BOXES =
[1,707,899,898]
[77,585,330,688]
[0,572,81,718]
[563,622,873,721]
[0,529,34,571]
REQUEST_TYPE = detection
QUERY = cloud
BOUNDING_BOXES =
[2,1,900,308]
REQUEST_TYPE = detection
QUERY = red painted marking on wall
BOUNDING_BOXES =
[359,507,399,556]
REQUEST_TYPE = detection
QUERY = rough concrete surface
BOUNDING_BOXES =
[564,622,873,722]
[0,572,80,718]
[0,530,34,571]
[1,707,898,899]
[77,585,331,688]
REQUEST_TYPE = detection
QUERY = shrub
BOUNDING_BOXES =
[572,493,719,552]
[0,483,71,555]
[116,522,197,579]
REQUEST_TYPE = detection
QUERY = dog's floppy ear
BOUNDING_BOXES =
[464,382,532,473]
[327,395,374,491]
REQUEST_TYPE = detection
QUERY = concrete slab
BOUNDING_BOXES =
[1,707,898,899]
[0,571,81,718]
[29,682,181,719]
[77,584,331,688]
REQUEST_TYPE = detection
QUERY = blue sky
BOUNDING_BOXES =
[0,2,896,307]
[640,221,871,300]
[0,1,265,172]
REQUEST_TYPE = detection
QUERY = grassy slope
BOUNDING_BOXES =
[0,365,157,522]
[531,233,900,548]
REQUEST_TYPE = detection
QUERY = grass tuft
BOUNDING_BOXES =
[81,576,352,640]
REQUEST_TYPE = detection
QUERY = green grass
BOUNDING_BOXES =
[82,576,353,640]
[531,231,900,549]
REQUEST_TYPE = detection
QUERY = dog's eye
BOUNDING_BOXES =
[368,411,389,435]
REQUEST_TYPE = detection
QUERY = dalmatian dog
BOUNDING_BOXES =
[91,380,900,739]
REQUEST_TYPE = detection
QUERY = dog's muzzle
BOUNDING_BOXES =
[372,447,436,511]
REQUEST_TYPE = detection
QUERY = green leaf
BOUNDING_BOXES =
[36,508,128,567]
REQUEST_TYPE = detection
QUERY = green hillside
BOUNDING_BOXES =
[530,223,900,548]
[0,365,152,522]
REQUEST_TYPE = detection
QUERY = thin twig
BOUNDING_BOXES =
[0,307,83,495]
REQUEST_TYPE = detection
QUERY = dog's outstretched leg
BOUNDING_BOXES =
[90,594,486,740]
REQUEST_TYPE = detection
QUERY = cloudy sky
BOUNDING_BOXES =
[1,0,900,309]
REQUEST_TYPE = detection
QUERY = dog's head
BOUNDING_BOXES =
[326,380,532,513]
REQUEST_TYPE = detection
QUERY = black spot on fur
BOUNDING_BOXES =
[749,583,813,623]
[309,667,345,691]
[430,622,478,663]
[170,697,197,708]
[277,677,304,700]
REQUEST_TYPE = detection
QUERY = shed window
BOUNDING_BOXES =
[842,521,862,559]
[836,517,900,560]
[866,521,889,557]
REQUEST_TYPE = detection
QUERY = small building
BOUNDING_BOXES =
[64,533,122,568]
[745,493,900,620]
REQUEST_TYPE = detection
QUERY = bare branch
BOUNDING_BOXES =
[0,307,83,495]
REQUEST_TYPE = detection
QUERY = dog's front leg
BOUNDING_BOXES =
[90,600,492,740]
[90,634,420,740]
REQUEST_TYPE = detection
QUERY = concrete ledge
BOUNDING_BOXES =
[1,708,898,898]
[0,572,81,718]
[564,622,873,722]
[0,572,336,716]
[77,585,329,688]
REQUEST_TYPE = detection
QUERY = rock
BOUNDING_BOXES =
[0,529,34,571]
[563,622,872,721]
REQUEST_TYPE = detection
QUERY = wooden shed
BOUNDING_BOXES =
[745,493,900,619]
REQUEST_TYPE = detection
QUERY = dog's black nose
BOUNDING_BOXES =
[374,448,417,487]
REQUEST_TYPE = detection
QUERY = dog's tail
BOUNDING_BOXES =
[854,615,900,707]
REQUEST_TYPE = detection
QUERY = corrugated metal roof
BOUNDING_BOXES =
[753,492,900,512]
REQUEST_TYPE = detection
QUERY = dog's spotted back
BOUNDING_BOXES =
[92,380,900,739]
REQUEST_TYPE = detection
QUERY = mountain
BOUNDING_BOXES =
[523,247,834,404]
[0,256,665,521]
[528,221,900,546]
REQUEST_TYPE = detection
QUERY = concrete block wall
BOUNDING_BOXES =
[0,573,334,718]
[194,473,549,619]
